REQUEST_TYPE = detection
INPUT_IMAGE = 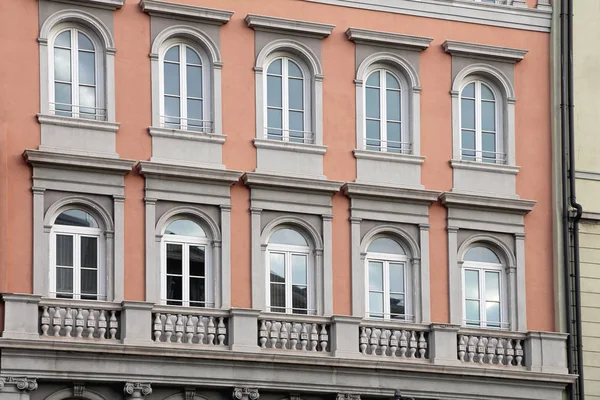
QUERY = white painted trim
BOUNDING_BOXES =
[254,138,327,155]
[353,150,424,164]
[37,114,119,133]
[245,14,335,39]
[443,40,528,64]
[346,28,432,51]
[149,127,226,144]
[450,159,520,175]
[139,0,234,25]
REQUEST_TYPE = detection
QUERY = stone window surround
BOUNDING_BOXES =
[138,161,242,309]
[44,386,108,400]
[24,149,136,302]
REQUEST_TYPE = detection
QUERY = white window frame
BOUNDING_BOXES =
[48,24,105,121]
[160,223,212,308]
[158,38,212,133]
[363,65,410,154]
[49,218,105,301]
[461,257,508,329]
[459,77,504,164]
[265,234,314,315]
[263,52,313,144]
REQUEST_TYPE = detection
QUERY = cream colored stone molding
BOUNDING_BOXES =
[47,0,124,10]
[37,114,120,133]
[253,138,327,155]
[346,28,432,51]
[353,150,425,165]
[242,172,343,194]
[343,182,440,203]
[149,127,226,144]
[139,0,233,25]
[442,40,528,63]
[574,170,600,181]
[137,161,242,184]
[450,159,520,175]
[23,149,135,174]
[245,14,335,39]
[439,192,536,214]
[303,0,551,33]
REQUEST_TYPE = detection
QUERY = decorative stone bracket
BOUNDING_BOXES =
[233,387,259,400]
[124,382,152,399]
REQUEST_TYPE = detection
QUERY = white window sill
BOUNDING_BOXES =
[254,138,327,155]
[149,126,226,144]
[354,149,425,165]
[37,114,120,133]
[450,159,520,175]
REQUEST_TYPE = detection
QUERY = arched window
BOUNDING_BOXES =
[364,68,406,153]
[161,218,211,307]
[365,237,411,321]
[266,227,313,315]
[50,208,104,300]
[462,245,506,329]
[460,79,502,163]
[160,41,210,132]
[50,27,104,120]
[265,55,311,144]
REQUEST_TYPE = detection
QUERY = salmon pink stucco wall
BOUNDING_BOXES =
[0,0,553,332]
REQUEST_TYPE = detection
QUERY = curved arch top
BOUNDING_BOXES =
[151,25,221,64]
[44,196,114,232]
[457,234,516,268]
[452,63,515,99]
[360,224,420,260]
[40,9,115,49]
[260,215,324,250]
[356,52,420,89]
[45,388,108,400]
[155,206,221,241]
[255,39,323,76]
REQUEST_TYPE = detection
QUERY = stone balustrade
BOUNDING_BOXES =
[457,331,525,367]
[152,307,228,345]
[258,315,330,352]
[359,323,429,359]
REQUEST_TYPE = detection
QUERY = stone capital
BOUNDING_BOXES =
[124,382,152,398]
[233,387,259,400]
[0,377,38,392]
[337,394,360,400]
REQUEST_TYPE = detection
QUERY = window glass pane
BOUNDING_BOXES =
[56,234,73,266]
[481,84,495,101]
[464,246,500,263]
[56,267,73,293]
[189,245,205,277]
[465,299,480,325]
[270,252,285,283]
[269,228,307,246]
[464,270,479,299]
[485,271,500,301]
[55,31,71,48]
[482,132,496,162]
[292,285,307,313]
[267,59,282,75]
[386,72,400,90]
[386,89,401,121]
[482,101,495,132]
[165,46,179,62]
[166,275,182,301]
[367,237,405,254]
[81,269,97,295]
[166,243,183,275]
[79,86,96,117]
[461,130,475,160]
[165,219,205,237]
[288,78,303,110]
[80,237,97,268]
[289,111,304,139]
[186,65,202,99]
[267,75,282,108]
[486,302,500,326]
[164,62,180,96]
[190,277,205,305]
[387,122,401,152]
[368,261,383,291]
[288,60,302,78]
[55,83,72,115]
[389,263,405,293]
[369,292,384,316]
[186,46,201,65]
[55,209,99,228]
[366,71,380,87]
[187,98,203,127]
[390,293,405,317]
[78,32,94,51]
[462,82,475,98]
[366,120,381,150]
[79,51,95,86]
[461,98,475,130]
[291,254,307,285]
[270,283,285,311]
[164,96,180,123]
[366,87,380,119]
[54,47,71,82]
[267,108,282,139]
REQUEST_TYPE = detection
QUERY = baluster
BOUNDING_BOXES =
[477,337,486,364]
[408,331,417,358]
[98,310,107,339]
[389,331,398,357]
[259,319,268,348]
[319,324,328,352]
[458,335,466,362]
[53,307,63,337]
[515,339,523,366]
[379,330,388,356]
[269,321,279,348]
[467,336,477,362]
[207,316,216,345]
[280,322,289,350]
[75,308,84,338]
[300,323,308,350]
[153,313,163,342]
[197,316,205,345]
[217,317,226,345]
[164,314,174,342]
[185,315,195,343]
[369,328,378,355]
[418,331,427,359]
[41,306,50,336]
[496,338,505,365]
[399,330,408,358]
[290,323,298,350]
[64,307,73,338]
[310,324,318,351]
[359,326,368,354]
[486,338,496,364]
[87,309,96,339]
[175,314,184,343]
[109,310,118,339]
[506,339,514,365]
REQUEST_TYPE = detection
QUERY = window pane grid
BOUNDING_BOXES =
[267,247,313,315]
[464,266,505,329]
[367,258,411,321]
[164,241,211,308]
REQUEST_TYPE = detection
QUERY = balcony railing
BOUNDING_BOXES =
[258,314,330,352]
[458,330,525,367]
[359,322,428,359]
[152,306,228,346]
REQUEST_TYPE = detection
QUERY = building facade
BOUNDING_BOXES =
[0,0,571,400]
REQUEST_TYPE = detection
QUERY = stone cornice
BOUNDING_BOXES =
[137,161,242,186]
[439,192,536,215]
[342,182,440,204]
[47,0,124,10]
[245,14,335,39]
[37,114,119,133]
[139,0,234,25]
[346,28,432,51]
[442,40,528,63]
[242,172,343,195]
[23,149,135,175]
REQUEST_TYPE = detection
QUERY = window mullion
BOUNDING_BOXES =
[74,234,81,300]
[286,252,292,313]
[479,268,486,327]
[383,260,390,318]
[181,46,187,129]
[183,244,189,306]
